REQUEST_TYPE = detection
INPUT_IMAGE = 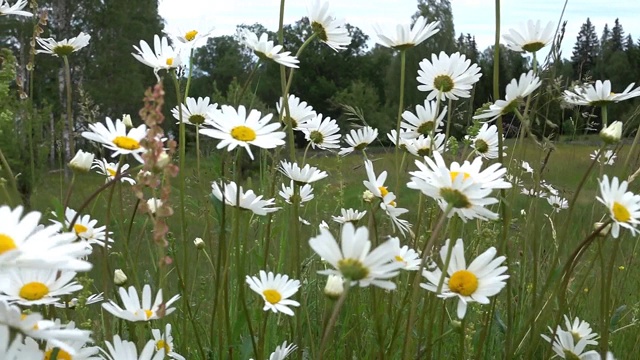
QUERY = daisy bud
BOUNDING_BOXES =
[147,198,163,214]
[114,269,128,285]
[123,114,133,128]
[362,190,375,203]
[68,150,94,173]
[194,237,205,249]
[324,275,344,300]
[594,222,611,237]
[600,121,622,144]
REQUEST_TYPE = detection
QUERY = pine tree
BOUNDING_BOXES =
[571,18,599,79]
[611,18,625,52]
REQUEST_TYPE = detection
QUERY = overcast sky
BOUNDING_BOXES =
[159,0,640,59]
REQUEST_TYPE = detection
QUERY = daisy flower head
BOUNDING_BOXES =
[277,95,316,130]
[503,20,555,53]
[152,324,185,360]
[241,29,299,68]
[54,292,104,309]
[0,0,32,16]
[331,208,367,224]
[68,150,94,173]
[468,123,503,159]
[35,321,101,360]
[309,223,402,289]
[521,160,534,174]
[0,268,82,306]
[474,71,541,121]
[131,34,181,81]
[36,32,91,57]
[211,181,280,216]
[50,207,112,248]
[92,158,135,185]
[307,0,351,51]
[387,129,411,150]
[405,133,446,157]
[547,195,569,213]
[389,237,421,271]
[299,114,341,150]
[0,206,92,271]
[102,284,180,322]
[171,96,219,126]
[101,335,165,360]
[82,117,147,162]
[339,126,379,156]
[564,80,640,107]
[266,341,297,360]
[541,329,600,360]
[590,149,616,166]
[279,160,328,184]
[246,271,301,316]
[199,105,285,160]
[279,181,314,206]
[596,175,640,238]
[380,193,412,237]
[363,159,391,201]
[164,21,214,49]
[421,238,508,318]
[401,99,447,138]
[558,315,599,346]
[417,51,482,101]
[0,324,30,359]
[373,16,440,50]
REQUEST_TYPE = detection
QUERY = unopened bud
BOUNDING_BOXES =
[594,222,611,237]
[123,114,133,128]
[600,121,622,144]
[324,275,344,300]
[147,198,163,214]
[68,150,94,173]
[362,190,375,203]
[194,237,205,249]
[114,269,128,285]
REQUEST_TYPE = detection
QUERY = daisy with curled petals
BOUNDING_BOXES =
[299,114,341,150]
[54,292,104,309]
[279,160,328,184]
[401,100,447,138]
[547,195,569,213]
[373,16,440,50]
[211,181,280,216]
[277,95,316,130]
[152,324,185,360]
[387,129,411,150]
[307,0,351,51]
[50,207,113,248]
[596,175,640,238]
[132,35,181,80]
[241,29,299,68]
[82,117,148,163]
[309,223,402,289]
[380,193,412,237]
[92,158,136,185]
[0,0,32,16]
[279,181,314,206]
[266,341,297,360]
[331,208,367,224]
[164,22,214,49]
[541,329,600,360]
[171,96,219,126]
[503,20,555,53]
[339,126,379,156]
[421,238,508,318]
[199,105,285,160]
[0,206,92,271]
[246,271,301,316]
[36,32,91,57]
[389,237,421,271]
[363,159,392,201]
[540,315,599,347]
[467,123,503,159]
[405,133,446,157]
[102,284,180,322]
[0,268,82,306]
[590,149,616,166]
[473,71,541,121]
[564,80,640,107]
[101,335,165,360]
[417,51,482,101]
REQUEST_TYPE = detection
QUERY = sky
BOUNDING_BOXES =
[159,0,640,59]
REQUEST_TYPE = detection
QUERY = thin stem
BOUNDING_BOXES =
[394,50,407,188]
[0,147,19,205]
[62,56,75,157]
[62,173,76,210]
[318,281,350,360]
[196,124,201,179]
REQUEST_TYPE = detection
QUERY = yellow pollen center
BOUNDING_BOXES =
[73,224,88,235]
[448,270,478,296]
[20,314,39,329]
[450,171,471,183]
[19,282,50,301]
[263,289,282,304]
[0,233,18,255]
[612,201,631,222]
[112,136,141,150]
[144,309,153,319]
[156,339,171,352]
[395,255,405,262]
[378,186,389,197]
[45,348,72,360]
[166,57,174,66]
[107,168,117,177]
[185,30,198,41]
[230,126,257,142]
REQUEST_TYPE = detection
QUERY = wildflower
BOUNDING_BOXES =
[373,16,439,50]
[50,207,112,249]
[279,160,328,184]
[164,22,214,49]
[171,97,219,126]
[82,117,148,163]
[152,324,185,360]
[277,95,317,130]
[405,133,447,157]
[146,198,163,215]
[389,237,421,271]
[54,292,104,309]
[547,195,569,213]
[0,0,32,16]
[594,222,612,237]
[299,114,341,150]
[521,160,534,174]
[101,335,165,360]
[32,321,100,360]
[279,181,314,205]
[401,100,447,138]
[92,158,136,185]
[600,121,622,144]
[596,175,640,238]
[307,0,351,51]
[590,150,616,165]
[331,208,367,224]
[246,271,300,316]
[564,80,640,107]
[0,324,32,359]
[474,71,541,121]
[541,329,600,359]
[503,20,555,53]
[68,150,94,173]
[102,284,180,322]
[266,341,297,360]
[123,114,133,128]
[417,51,482,101]
[211,181,279,216]
[339,126,379,156]
[193,238,205,249]
[362,190,375,202]
[114,269,128,286]
[36,32,91,57]
[363,159,392,201]
[0,268,82,306]
[380,193,412,237]
[387,129,412,150]
[324,275,344,299]
[131,34,181,81]
[241,29,299,68]
[468,123,503,160]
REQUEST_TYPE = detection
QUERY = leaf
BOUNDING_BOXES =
[610,305,627,331]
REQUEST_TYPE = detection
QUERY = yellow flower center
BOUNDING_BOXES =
[337,258,369,281]
[263,289,282,304]
[144,309,154,319]
[112,136,141,150]
[166,58,174,66]
[230,125,257,142]
[45,348,72,360]
[156,339,171,352]
[450,171,471,183]
[394,255,405,264]
[612,201,631,222]
[448,270,478,296]
[378,186,389,197]
[19,282,50,301]
[0,233,17,255]
[73,224,88,235]
[107,167,117,177]
[433,74,455,93]
[185,30,198,42]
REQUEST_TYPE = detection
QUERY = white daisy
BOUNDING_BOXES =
[521,160,534,174]
[152,324,185,360]
[101,284,180,322]
[146,198,163,215]
[277,95,317,130]
[389,237,421,271]
[331,208,367,224]
[241,29,299,68]
[405,133,447,157]
[50,207,112,248]
[69,150,95,173]
[279,160,328,184]
[164,22,214,49]
[171,96,219,126]
[211,181,280,216]
[556,315,599,346]
[309,223,402,289]
[307,0,351,51]
[401,100,447,138]
[36,32,91,57]
[421,238,509,318]
[503,20,555,53]
[0,0,32,16]
[542,329,600,360]
[547,195,569,213]
[266,341,297,360]
[92,158,136,185]
[0,206,92,271]
[299,114,341,150]
[363,159,392,201]
[279,181,314,205]
[373,16,440,50]
[35,321,101,360]
[339,126,379,156]
[564,80,640,107]
[323,275,344,299]
[199,105,285,160]
[596,175,640,238]
[474,71,542,121]
[54,292,104,309]
[82,117,148,163]
[0,268,81,306]
[246,271,301,316]
[131,34,181,80]
[380,193,412,237]
[417,51,482,101]
[468,123,503,159]
[387,129,411,150]
[0,324,29,359]
[590,150,616,166]
[101,335,165,360]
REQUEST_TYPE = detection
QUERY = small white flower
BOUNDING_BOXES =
[590,149,617,166]
[331,208,367,224]
[172,97,219,126]
[68,150,94,173]
[541,329,600,360]
[146,198,163,215]
[241,29,299,68]
[211,181,279,216]
[101,284,180,322]
[0,268,82,306]
[474,71,541,121]
[467,123,504,160]
[277,95,317,130]
[600,121,622,144]
[246,271,300,316]
[262,341,297,360]
[122,114,133,128]
[362,190,375,202]
[389,237,421,271]
[547,195,569,213]
[323,275,344,299]
[36,32,91,57]
[114,269,128,286]
[101,335,165,360]
[299,114,341,150]
[279,181,314,205]
[152,323,185,360]
[417,51,482,101]
[404,133,447,157]
[50,207,113,249]
[380,193,412,237]
[387,129,412,149]
[503,20,555,53]
[307,0,351,51]
[564,80,640,106]
[339,126,378,156]
[596,175,640,238]
[0,0,32,16]
[164,22,214,49]
[92,158,136,185]
[82,117,148,163]
[373,16,439,50]
[279,160,328,184]
[401,100,447,138]
[521,160,534,174]
[193,237,205,249]
[131,35,181,81]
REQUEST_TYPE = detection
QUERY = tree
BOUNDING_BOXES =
[571,18,599,79]
[610,18,625,52]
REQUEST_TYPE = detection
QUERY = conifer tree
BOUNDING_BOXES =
[571,18,599,79]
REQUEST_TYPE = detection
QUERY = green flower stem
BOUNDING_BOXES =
[195,124,201,178]
[184,48,194,100]
[444,98,454,146]
[62,173,76,210]
[394,49,407,188]
[436,216,459,294]
[0,147,18,206]
[622,121,640,177]
[318,280,350,360]
[600,238,620,358]
[459,317,466,360]
[602,104,608,127]
[62,55,75,157]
